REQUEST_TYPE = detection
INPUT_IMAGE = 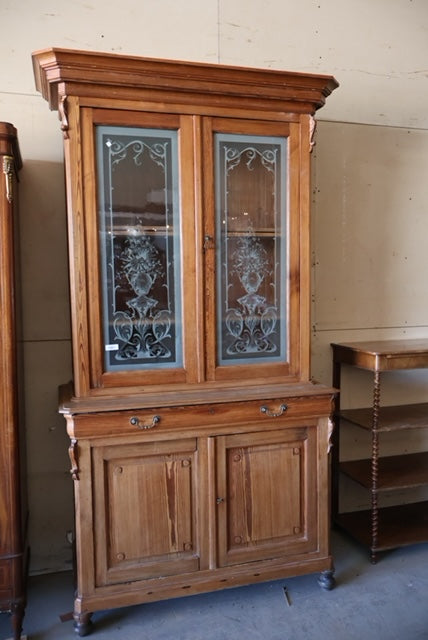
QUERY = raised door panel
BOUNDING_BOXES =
[216,426,318,567]
[92,438,201,586]
[201,117,306,384]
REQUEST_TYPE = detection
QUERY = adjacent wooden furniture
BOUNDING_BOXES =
[0,123,27,639]
[331,340,428,564]
[32,48,338,636]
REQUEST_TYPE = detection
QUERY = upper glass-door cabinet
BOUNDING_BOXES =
[32,48,338,397]
[94,116,294,389]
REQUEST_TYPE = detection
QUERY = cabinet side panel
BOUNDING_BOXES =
[63,97,91,396]
[0,129,26,625]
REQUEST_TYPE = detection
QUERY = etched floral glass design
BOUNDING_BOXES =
[215,133,287,365]
[96,126,182,371]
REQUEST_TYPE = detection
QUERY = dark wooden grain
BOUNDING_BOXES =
[335,501,428,551]
[340,403,428,431]
[0,123,26,640]
[340,451,428,490]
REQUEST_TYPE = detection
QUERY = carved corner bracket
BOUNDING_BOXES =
[58,95,70,139]
[68,438,79,481]
[2,155,14,203]
[309,116,317,153]
[327,417,334,453]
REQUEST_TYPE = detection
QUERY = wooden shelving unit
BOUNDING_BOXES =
[331,340,428,563]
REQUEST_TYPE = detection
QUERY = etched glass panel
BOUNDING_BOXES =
[215,133,287,365]
[96,126,182,371]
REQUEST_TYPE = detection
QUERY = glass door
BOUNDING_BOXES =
[215,132,287,366]
[203,118,301,382]
[96,125,182,372]
[81,109,199,390]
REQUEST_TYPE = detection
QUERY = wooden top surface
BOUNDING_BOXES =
[59,380,337,415]
[331,339,428,371]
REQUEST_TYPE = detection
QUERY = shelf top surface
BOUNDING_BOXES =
[331,339,428,371]
[339,402,428,431]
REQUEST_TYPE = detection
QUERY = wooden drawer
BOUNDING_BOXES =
[67,394,332,439]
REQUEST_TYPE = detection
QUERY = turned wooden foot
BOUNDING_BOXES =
[10,601,25,640]
[73,611,93,637]
[317,569,336,590]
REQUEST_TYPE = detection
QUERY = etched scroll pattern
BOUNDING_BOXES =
[223,145,279,356]
[106,138,173,362]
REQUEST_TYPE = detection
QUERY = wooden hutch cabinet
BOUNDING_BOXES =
[0,123,27,640]
[32,48,338,636]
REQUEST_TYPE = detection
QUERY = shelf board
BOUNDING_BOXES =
[340,452,428,490]
[335,501,428,551]
[339,402,428,431]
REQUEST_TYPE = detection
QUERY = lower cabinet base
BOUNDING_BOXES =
[72,555,335,636]
[63,386,336,636]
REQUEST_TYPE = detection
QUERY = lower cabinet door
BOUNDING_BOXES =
[92,438,201,586]
[216,426,319,566]
[89,423,320,588]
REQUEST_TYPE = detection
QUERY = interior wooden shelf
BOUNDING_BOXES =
[224,228,276,237]
[340,451,428,490]
[339,402,428,432]
[334,501,428,551]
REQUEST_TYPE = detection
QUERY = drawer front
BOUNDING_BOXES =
[69,394,332,438]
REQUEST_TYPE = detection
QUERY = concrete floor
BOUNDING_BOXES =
[1,530,428,640]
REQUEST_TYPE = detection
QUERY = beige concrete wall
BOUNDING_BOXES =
[0,0,427,572]
[312,122,428,391]
[311,121,428,512]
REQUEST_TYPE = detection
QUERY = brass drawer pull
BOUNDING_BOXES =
[260,404,288,418]
[130,415,160,430]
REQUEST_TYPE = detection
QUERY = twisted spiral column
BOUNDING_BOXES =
[370,369,381,563]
